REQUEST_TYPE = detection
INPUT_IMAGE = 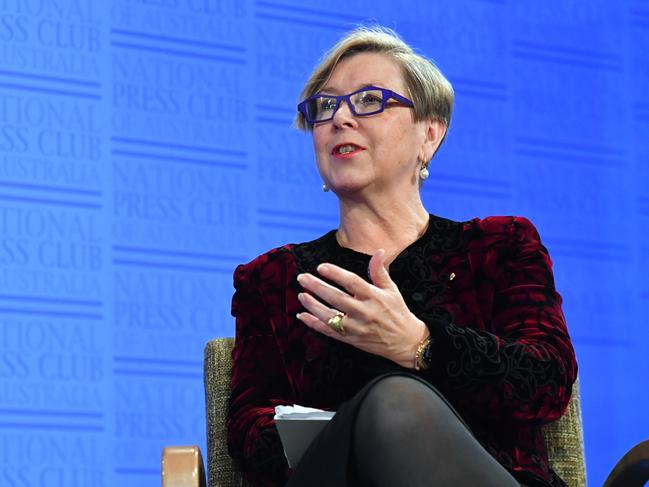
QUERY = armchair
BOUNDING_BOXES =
[161,338,648,487]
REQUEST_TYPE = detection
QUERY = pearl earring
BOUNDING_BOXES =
[419,159,429,180]
[322,183,330,192]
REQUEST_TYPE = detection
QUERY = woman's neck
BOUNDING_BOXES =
[336,198,430,263]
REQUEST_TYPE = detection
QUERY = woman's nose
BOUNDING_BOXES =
[332,99,356,127]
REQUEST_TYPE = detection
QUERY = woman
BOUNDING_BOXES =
[227,26,576,487]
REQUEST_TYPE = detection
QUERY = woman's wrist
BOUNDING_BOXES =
[414,333,433,371]
[396,317,430,369]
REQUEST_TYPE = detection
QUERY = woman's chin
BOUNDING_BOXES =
[330,183,389,201]
[328,179,368,194]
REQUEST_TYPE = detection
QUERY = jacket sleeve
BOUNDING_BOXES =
[226,258,292,486]
[422,216,577,425]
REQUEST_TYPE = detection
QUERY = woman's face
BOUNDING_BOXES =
[312,52,432,199]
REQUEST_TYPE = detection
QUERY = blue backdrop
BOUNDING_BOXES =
[0,1,647,486]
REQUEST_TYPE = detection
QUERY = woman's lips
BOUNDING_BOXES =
[331,144,366,159]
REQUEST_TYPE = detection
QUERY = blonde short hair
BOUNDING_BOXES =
[294,26,454,132]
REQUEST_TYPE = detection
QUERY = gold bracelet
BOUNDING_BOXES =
[414,336,432,371]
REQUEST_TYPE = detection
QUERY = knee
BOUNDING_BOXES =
[362,375,445,413]
[357,376,446,442]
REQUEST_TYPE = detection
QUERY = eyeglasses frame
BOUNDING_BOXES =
[297,85,414,125]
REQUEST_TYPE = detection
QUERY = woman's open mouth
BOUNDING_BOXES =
[331,144,365,159]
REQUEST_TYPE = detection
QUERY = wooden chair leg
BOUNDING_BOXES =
[162,445,207,487]
[602,439,649,487]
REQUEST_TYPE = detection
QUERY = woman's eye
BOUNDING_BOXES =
[357,92,382,106]
[318,98,337,111]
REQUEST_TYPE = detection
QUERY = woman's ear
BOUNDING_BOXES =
[422,119,447,160]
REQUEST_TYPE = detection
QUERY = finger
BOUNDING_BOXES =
[316,262,372,298]
[368,249,395,289]
[296,312,347,341]
[297,273,356,311]
[297,292,340,325]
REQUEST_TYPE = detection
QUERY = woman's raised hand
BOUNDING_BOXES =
[296,249,429,368]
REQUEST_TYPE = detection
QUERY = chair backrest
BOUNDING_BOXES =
[204,338,586,487]
[541,379,587,487]
[204,338,252,487]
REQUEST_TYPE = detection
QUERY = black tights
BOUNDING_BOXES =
[287,374,521,487]
[350,376,520,487]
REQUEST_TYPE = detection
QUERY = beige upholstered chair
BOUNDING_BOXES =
[162,338,648,487]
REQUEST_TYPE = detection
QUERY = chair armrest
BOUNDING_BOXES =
[603,439,649,487]
[162,445,207,487]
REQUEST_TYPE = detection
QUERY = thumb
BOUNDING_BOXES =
[368,249,393,289]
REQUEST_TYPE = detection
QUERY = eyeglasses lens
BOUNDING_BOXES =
[308,97,337,122]
[351,89,383,114]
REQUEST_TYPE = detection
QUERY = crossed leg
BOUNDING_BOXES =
[350,375,520,487]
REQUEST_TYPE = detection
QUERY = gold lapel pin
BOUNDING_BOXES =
[449,272,456,281]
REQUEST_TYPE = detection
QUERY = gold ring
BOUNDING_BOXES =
[327,311,346,335]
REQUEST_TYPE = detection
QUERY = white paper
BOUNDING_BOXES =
[274,404,336,420]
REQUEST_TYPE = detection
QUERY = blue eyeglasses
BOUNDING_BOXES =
[297,85,414,125]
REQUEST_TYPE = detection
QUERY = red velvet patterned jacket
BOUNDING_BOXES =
[227,215,577,487]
